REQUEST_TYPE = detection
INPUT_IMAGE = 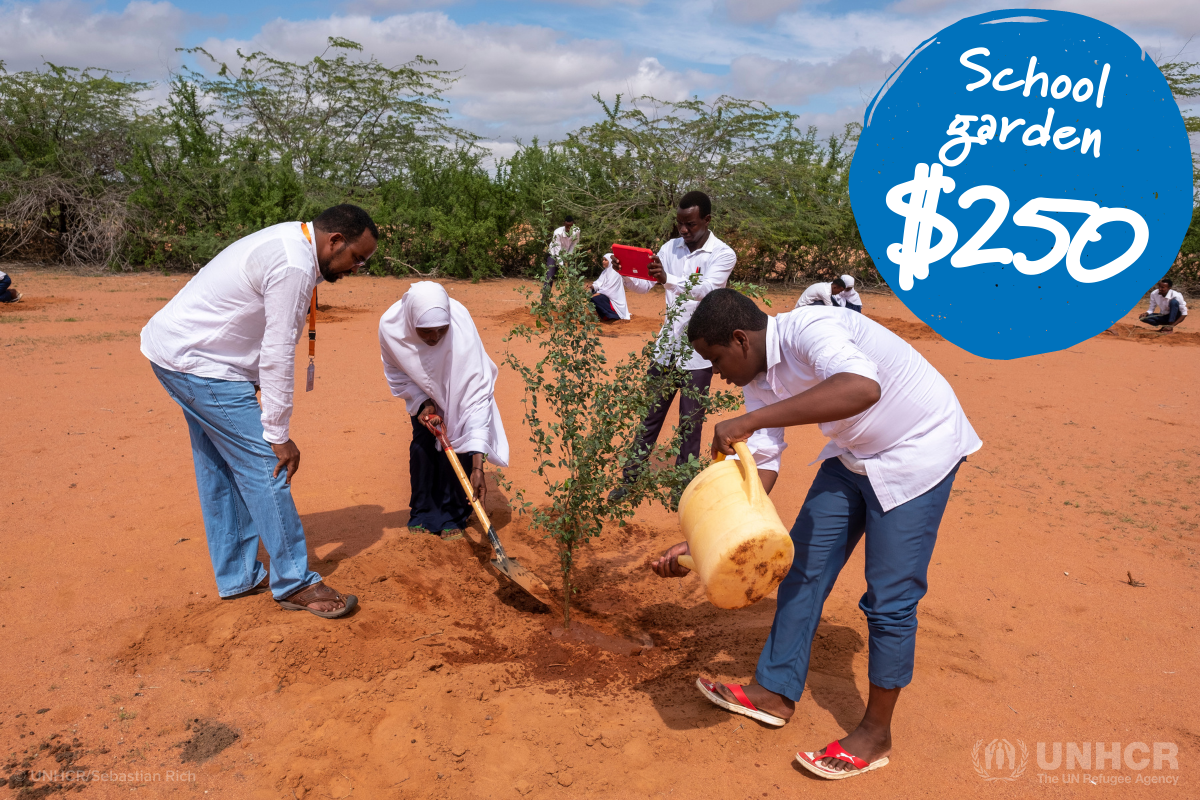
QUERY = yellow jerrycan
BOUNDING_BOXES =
[676,442,794,609]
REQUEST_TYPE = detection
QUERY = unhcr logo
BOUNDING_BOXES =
[972,738,1030,781]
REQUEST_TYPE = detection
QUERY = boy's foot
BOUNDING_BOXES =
[796,739,891,779]
[696,676,794,725]
[407,525,428,535]
[1160,325,1174,333]
[607,486,630,503]
[803,727,892,775]
[439,529,465,541]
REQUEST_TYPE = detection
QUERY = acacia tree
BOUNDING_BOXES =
[505,207,742,626]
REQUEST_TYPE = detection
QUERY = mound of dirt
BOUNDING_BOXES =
[1102,322,1200,346]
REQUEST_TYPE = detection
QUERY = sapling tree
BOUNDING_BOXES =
[505,208,744,626]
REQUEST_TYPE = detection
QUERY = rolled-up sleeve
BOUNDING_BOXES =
[259,266,312,444]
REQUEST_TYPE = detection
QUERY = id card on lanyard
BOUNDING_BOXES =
[301,222,317,392]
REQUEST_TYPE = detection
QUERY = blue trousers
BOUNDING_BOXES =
[1143,298,1182,326]
[151,363,321,599]
[756,457,961,701]
[0,274,15,303]
[591,293,620,320]
[845,302,863,313]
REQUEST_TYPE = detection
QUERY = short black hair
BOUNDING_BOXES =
[679,190,711,218]
[832,277,846,290]
[314,204,379,242]
[688,288,768,347]
[1160,278,1174,289]
[564,214,575,223]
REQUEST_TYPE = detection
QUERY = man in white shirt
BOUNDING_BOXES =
[1139,279,1187,332]
[836,274,863,313]
[541,215,580,303]
[609,191,736,501]
[141,205,378,619]
[590,253,631,321]
[795,277,847,309]
[652,289,981,780]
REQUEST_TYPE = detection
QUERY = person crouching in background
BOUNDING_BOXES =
[590,253,631,322]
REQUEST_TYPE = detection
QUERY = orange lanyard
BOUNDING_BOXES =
[301,222,317,391]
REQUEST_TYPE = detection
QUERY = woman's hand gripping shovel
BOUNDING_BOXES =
[423,415,552,607]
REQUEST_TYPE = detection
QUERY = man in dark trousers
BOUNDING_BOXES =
[609,191,735,502]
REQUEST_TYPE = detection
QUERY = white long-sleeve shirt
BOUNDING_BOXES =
[740,307,981,512]
[623,232,736,370]
[836,288,863,308]
[796,282,837,307]
[1148,288,1187,316]
[548,225,579,258]
[140,221,320,444]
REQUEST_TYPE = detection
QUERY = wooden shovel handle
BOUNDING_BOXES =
[425,417,491,530]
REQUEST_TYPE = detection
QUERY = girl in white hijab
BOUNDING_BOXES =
[590,253,631,321]
[838,274,863,313]
[379,282,509,540]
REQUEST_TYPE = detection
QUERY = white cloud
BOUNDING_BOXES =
[730,47,897,106]
[197,12,698,141]
[0,0,187,76]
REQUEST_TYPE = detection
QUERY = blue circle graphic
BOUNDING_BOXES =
[850,9,1193,359]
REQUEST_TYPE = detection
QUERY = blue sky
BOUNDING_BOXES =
[1,0,1195,156]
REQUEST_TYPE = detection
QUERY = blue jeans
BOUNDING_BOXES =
[1143,299,1182,326]
[151,363,321,599]
[756,456,961,701]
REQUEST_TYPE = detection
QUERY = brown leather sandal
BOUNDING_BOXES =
[277,581,358,619]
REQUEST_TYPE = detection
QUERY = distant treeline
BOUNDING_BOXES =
[1,38,1197,288]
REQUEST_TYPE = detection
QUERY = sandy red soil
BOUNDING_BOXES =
[1,265,1197,799]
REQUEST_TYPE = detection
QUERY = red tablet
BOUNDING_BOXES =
[611,244,654,280]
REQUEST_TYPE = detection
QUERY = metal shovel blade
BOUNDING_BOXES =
[489,555,554,607]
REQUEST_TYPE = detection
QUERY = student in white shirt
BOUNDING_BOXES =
[837,274,862,313]
[378,281,510,540]
[608,191,736,501]
[590,253,631,321]
[0,269,22,303]
[142,205,378,619]
[1139,279,1188,332]
[652,289,981,780]
[795,277,847,309]
[541,215,580,303]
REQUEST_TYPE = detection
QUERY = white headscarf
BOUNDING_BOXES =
[840,274,855,289]
[378,281,509,466]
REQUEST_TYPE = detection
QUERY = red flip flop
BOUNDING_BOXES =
[695,677,787,727]
[795,740,890,780]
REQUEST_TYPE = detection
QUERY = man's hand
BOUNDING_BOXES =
[648,254,666,285]
[271,439,301,484]
[417,399,442,428]
[470,466,488,506]
[711,415,757,458]
[650,541,691,578]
